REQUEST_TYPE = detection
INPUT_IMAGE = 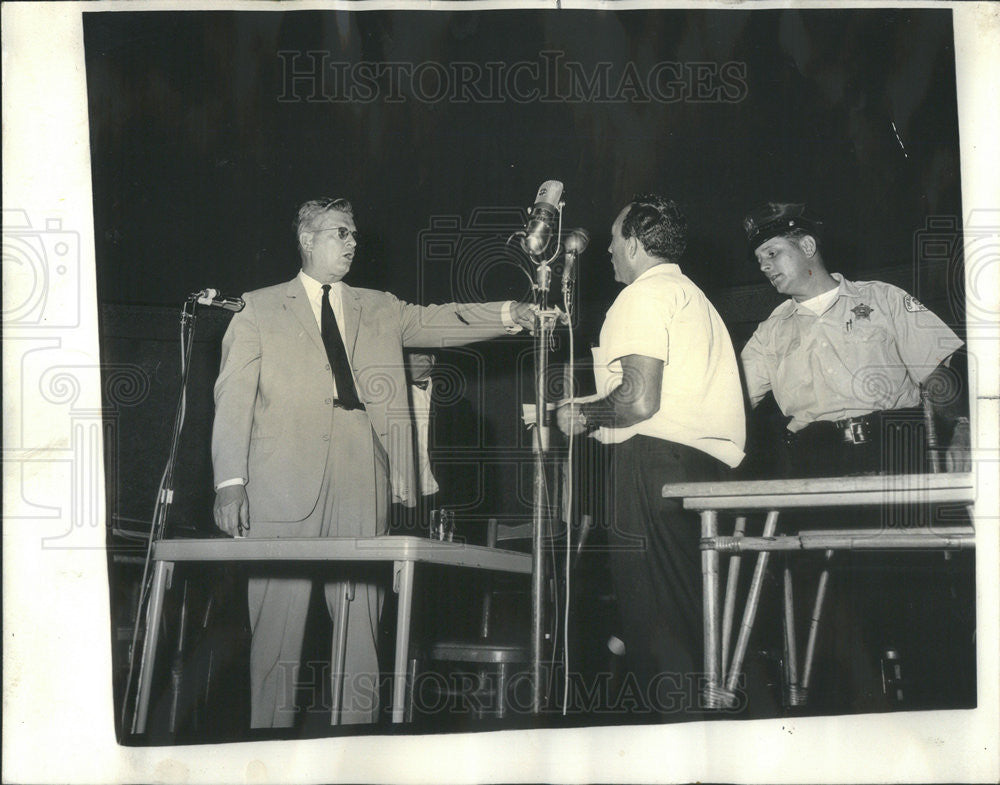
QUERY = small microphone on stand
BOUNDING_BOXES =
[562,228,589,283]
[192,288,245,312]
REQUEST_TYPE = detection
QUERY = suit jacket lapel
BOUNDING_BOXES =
[284,277,326,357]
[342,284,362,359]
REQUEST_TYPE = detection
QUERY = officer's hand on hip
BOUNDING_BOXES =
[214,485,250,537]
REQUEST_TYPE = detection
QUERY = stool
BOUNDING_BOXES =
[407,641,530,720]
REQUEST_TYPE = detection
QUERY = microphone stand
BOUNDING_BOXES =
[529,231,564,715]
[152,297,200,542]
[124,296,200,734]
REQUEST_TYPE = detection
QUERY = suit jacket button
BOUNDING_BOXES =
[324,364,330,371]
[322,434,330,441]
[325,398,332,405]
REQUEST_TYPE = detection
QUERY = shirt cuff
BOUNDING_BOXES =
[215,477,246,490]
[501,301,523,334]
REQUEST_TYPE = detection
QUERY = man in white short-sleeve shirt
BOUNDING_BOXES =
[556,194,745,714]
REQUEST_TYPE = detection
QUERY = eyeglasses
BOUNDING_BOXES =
[314,227,360,242]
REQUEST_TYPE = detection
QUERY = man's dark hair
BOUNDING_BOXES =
[621,193,687,262]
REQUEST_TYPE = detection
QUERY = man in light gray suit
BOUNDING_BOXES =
[212,197,532,727]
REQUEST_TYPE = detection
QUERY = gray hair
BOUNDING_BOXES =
[295,197,354,248]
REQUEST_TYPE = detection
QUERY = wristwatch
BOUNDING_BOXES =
[577,405,599,435]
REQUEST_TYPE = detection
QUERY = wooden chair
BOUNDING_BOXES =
[406,519,532,721]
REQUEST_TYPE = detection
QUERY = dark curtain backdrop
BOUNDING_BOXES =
[85,7,964,532]
[85,9,961,313]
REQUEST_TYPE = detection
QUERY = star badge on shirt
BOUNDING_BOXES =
[851,302,873,320]
[903,294,928,312]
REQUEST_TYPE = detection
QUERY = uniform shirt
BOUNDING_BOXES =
[741,274,963,432]
[590,263,746,468]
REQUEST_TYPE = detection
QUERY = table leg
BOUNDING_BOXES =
[701,510,721,708]
[726,510,780,696]
[132,559,172,734]
[167,579,189,734]
[783,562,802,705]
[720,516,747,682]
[801,549,833,694]
[392,560,415,723]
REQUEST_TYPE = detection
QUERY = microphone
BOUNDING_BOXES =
[521,180,564,257]
[192,288,245,312]
[562,228,589,282]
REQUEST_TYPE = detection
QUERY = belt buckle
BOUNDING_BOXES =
[844,419,868,445]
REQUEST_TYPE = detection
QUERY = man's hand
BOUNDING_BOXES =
[555,402,586,436]
[214,485,249,537]
[508,302,537,333]
[945,418,971,472]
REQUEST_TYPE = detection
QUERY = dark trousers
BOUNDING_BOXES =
[779,407,928,478]
[607,436,725,715]
[775,407,974,712]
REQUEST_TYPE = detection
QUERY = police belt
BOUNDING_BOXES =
[784,407,924,447]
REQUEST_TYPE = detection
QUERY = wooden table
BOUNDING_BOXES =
[131,536,532,732]
[661,473,975,709]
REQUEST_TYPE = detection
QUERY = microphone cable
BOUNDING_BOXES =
[561,248,576,716]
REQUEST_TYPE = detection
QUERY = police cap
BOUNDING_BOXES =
[742,202,822,253]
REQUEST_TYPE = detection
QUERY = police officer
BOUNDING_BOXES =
[739,202,974,713]
[740,202,970,477]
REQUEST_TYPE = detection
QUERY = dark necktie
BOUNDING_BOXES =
[321,284,362,409]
